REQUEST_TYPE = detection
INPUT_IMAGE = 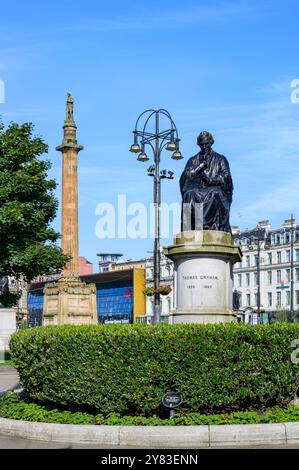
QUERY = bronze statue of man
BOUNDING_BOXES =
[180,131,233,233]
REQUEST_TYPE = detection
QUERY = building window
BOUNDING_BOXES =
[238,274,242,287]
[268,271,272,285]
[296,268,299,282]
[286,291,291,306]
[267,252,272,265]
[296,291,299,305]
[296,249,299,262]
[254,272,258,285]
[286,269,291,283]
[246,273,250,287]
[27,290,44,327]
[246,293,251,306]
[277,270,281,283]
[254,292,258,306]
[246,255,250,267]
[286,250,291,262]
[277,251,281,264]
[268,292,272,307]
[276,291,281,307]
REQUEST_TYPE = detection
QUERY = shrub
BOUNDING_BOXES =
[0,393,94,424]
[0,291,20,308]
[1,393,299,426]
[9,323,299,415]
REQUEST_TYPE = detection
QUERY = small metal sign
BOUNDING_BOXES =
[162,391,182,409]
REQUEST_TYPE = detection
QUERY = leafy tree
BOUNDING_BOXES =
[0,121,69,305]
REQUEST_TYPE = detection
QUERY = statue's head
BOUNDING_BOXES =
[197,131,214,153]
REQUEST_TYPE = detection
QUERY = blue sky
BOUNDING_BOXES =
[1,0,299,268]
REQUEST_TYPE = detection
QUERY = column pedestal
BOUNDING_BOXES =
[164,231,242,324]
[43,275,97,326]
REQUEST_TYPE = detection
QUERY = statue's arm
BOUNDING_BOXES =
[179,169,187,195]
[179,158,192,194]
[180,155,208,194]
[200,156,233,201]
[218,156,233,202]
[189,161,207,177]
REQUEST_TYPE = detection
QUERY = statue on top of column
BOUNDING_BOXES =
[66,92,74,122]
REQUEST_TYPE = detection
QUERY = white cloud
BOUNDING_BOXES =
[1,109,45,119]
[27,2,267,35]
[0,1,267,50]
[233,177,299,225]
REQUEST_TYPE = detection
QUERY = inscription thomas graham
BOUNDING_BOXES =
[182,275,219,280]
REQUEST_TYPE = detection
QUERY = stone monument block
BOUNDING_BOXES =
[43,276,97,326]
[164,230,242,324]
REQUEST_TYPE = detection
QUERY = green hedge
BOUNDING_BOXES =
[9,323,299,415]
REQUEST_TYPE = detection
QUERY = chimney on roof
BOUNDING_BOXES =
[231,226,240,235]
[257,220,272,229]
[283,218,296,228]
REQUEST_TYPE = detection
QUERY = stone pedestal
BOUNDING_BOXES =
[0,308,16,352]
[164,231,242,324]
[43,275,97,326]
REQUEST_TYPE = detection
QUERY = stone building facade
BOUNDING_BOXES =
[232,219,299,322]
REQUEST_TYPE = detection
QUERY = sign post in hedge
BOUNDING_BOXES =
[162,390,182,419]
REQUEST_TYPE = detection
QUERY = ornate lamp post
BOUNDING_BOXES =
[130,109,183,324]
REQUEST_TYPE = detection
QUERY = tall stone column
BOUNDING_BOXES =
[55,92,83,276]
[42,93,97,326]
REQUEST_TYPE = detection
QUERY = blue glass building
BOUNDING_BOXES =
[27,268,145,326]
[27,282,45,327]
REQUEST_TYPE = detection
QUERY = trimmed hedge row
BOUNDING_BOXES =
[9,323,299,415]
